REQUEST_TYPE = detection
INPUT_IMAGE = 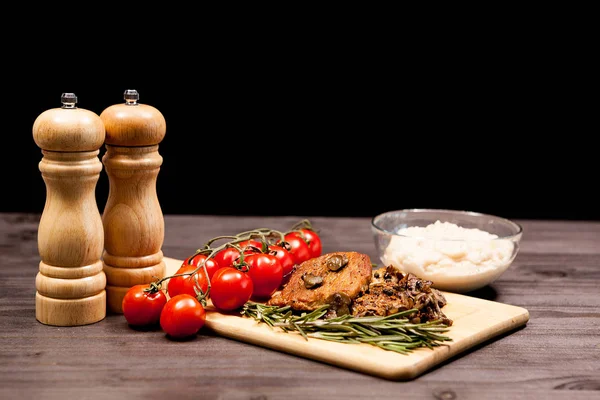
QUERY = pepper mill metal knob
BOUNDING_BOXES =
[100,89,167,313]
[32,93,107,326]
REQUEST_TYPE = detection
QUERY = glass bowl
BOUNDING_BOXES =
[371,209,523,293]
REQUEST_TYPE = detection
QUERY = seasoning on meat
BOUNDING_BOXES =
[266,251,372,311]
[351,265,453,326]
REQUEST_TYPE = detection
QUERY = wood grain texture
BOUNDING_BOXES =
[100,97,166,313]
[32,103,106,326]
[32,106,105,152]
[1,213,599,400]
[100,102,166,147]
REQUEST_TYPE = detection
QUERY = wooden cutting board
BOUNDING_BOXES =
[163,256,529,380]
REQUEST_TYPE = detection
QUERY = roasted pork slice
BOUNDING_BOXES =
[266,251,372,311]
[351,265,453,326]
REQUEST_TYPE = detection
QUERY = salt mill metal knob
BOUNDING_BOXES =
[100,89,167,313]
[32,93,107,326]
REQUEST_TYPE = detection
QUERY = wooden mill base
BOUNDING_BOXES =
[35,291,106,326]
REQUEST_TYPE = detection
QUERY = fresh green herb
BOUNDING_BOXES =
[241,301,452,355]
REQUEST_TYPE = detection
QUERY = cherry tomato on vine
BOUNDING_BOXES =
[212,240,260,269]
[160,294,206,339]
[296,228,322,258]
[212,247,241,269]
[238,239,264,252]
[282,233,312,265]
[185,253,221,281]
[268,244,295,277]
[210,267,253,311]
[167,263,209,299]
[122,284,167,326]
[244,253,283,300]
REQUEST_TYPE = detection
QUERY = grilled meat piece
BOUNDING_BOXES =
[266,251,372,311]
[351,265,453,326]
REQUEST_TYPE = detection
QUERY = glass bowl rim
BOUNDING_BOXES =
[371,208,523,241]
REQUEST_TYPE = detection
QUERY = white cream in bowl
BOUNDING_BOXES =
[381,220,515,292]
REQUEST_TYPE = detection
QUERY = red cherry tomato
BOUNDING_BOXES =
[210,267,254,311]
[167,263,209,299]
[160,294,206,339]
[213,247,242,269]
[282,232,312,265]
[213,240,263,269]
[268,244,295,276]
[185,253,221,281]
[297,228,322,258]
[244,253,283,300]
[122,284,167,326]
[237,239,264,252]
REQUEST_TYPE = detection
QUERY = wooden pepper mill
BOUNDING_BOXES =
[100,89,167,313]
[32,93,107,326]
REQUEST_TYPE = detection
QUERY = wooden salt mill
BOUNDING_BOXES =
[100,89,167,313]
[32,93,107,326]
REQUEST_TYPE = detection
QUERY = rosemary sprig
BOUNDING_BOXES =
[240,302,452,355]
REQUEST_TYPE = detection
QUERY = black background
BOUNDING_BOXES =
[4,31,596,221]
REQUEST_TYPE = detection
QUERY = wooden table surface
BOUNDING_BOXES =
[1,213,599,400]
